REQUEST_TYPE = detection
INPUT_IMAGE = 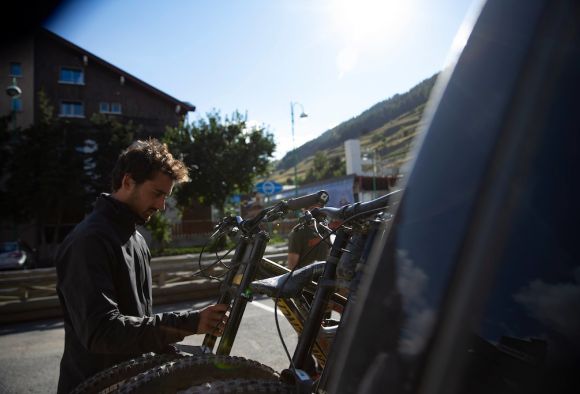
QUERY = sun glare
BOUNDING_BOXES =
[330,0,413,77]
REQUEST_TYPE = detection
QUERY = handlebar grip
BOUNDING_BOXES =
[312,189,402,221]
[286,190,329,210]
[342,189,401,218]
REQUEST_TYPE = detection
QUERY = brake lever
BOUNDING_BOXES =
[210,216,240,238]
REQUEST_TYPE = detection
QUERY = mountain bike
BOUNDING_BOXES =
[261,189,400,393]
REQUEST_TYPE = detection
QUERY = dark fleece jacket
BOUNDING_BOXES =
[56,194,199,393]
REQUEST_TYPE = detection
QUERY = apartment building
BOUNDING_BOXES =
[1,28,195,135]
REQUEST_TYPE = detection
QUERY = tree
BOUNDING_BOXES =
[164,111,275,211]
[303,152,345,184]
[1,91,87,253]
[85,113,136,200]
[0,92,137,264]
[145,213,172,252]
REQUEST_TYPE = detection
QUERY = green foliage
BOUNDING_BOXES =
[0,91,138,248]
[303,152,346,184]
[0,101,87,241]
[164,111,276,211]
[0,116,12,175]
[145,213,172,251]
[87,114,136,198]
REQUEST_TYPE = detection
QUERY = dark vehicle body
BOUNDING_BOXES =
[326,0,580,393]
[0,241,28,270]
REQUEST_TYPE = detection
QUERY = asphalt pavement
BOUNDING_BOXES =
[0,297,297,394]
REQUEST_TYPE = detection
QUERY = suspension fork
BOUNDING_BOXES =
[202,236,249,352]
[216,231,269,355]
[290,228,350,372]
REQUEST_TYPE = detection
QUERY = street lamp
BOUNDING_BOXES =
[6,77,22,99]
[6,77,22,135]
[290,101,308,196]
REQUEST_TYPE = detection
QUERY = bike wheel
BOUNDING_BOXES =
[71,352,185,394]
[182,379,295,394]
[118,355,280,393]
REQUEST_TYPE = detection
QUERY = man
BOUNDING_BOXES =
[55,139,228,393]
[287,204,330,270]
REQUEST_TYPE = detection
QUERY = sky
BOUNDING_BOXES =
[45,0,479,161]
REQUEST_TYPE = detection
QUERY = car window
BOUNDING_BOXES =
[0,242,19,253]
[455,27,580,393]
[326,1,580,393]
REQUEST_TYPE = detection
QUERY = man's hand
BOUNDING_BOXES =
[196,304,229,335]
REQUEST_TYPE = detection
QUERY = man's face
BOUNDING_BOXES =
[126,171,174,223]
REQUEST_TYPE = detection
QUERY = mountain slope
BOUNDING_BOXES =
[276,73,438,172]
[270,102,428,185]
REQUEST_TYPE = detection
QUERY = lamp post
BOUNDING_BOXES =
[290,101,308,196]
[6,77,22,133]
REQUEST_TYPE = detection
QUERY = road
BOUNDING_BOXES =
[0,297,298,394]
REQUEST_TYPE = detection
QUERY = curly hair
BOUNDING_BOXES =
[111,138,189,191]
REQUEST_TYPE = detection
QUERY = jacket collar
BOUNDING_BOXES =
[95,194,144,235]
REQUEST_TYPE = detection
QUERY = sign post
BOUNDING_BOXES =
[255,180,283,196]
[255,181,283,204]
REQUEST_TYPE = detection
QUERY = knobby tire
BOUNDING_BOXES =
[70,352,185,394]
[117,355,279,393]
[182,378,295,393]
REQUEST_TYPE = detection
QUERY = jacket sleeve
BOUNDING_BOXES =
[287,229,301,255]
[57,233,201,355]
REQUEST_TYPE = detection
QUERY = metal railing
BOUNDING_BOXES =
[0,250,288,324]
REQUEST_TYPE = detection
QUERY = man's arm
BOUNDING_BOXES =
[57,234,227,354]
[287,252,300,270]
[287,229,302,270]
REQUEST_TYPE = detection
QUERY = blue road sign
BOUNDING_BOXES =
[255,180,283,195]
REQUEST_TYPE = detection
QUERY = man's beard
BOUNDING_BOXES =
[127,189,155,225]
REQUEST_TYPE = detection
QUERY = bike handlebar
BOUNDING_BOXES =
[212,190,329,236]
[286,190,329,210]
[311,189,401,221]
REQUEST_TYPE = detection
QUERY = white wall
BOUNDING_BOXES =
[345,139,362,175]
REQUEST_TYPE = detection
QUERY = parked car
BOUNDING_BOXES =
[325,0,579,393]
[0,241,28,270]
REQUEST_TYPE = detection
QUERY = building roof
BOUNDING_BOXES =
[40,28,196,115]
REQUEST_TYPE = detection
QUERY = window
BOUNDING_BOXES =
[99,102,122,114]
[11,98,22,112]
[9,62,22,77]
[111,102,122,114]
[60,101,84,117]
[59,67,84,84]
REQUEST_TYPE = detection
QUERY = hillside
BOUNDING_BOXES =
[276,73,437,173]
[270,74,437,184]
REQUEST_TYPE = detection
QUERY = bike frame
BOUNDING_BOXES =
[201,190,398,392]
[202,226,347,363]
[201,191,344,363]
[282,193,399,391]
